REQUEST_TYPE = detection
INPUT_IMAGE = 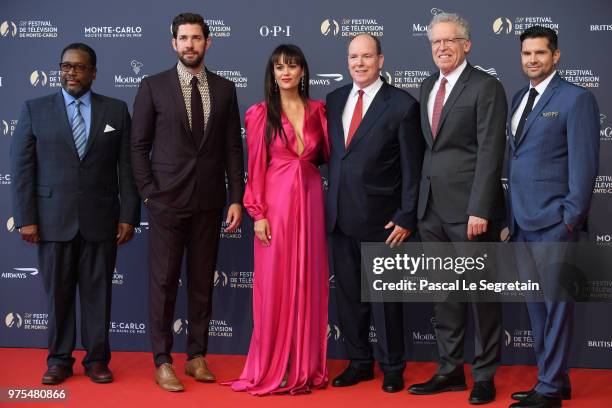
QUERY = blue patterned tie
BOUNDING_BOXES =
[71,100,86,159]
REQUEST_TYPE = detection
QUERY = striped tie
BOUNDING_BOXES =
[71,100,86,159]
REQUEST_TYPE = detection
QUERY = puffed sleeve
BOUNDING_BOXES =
[315,100,330,163]
[243,102,268,221]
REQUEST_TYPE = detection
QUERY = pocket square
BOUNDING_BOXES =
[541,111,559,118]
[104,124,116,132]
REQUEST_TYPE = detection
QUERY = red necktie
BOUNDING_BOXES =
[431,77,447,139]
[346,89,364,147]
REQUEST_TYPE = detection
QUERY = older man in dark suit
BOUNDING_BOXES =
[131,13,244,392]
[326,33,424,394]
[408,13,508,405]
[11,43,140,385]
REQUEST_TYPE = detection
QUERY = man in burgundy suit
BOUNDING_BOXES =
[131,13,244,392]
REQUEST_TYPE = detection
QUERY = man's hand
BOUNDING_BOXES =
[19,224,40,244]
[467,216,488,240]
[225,203,243,233]
[116,223,135,245]
[384,221,411,248]
[254,218,271,247]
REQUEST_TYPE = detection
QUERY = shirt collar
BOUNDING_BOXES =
[177,60,207,83]
[439,59,467,88]
[530,70,557,95]
[62,89,92,107]
[351,76,383,98]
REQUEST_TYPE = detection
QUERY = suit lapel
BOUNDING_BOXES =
[420,74,437,147]
[330,85,351,153]
[82,92,106,158]
[516,73,561,146]
[508,86,529,150]
[53,92,80,159]
[344,82,389,156]
[169,67,193,144]
[434,64,471,143]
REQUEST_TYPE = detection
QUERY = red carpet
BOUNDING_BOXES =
[0,348,611,407]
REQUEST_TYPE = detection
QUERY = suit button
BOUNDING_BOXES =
[513,155,518,160]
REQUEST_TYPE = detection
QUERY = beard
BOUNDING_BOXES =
[178,50,204,68]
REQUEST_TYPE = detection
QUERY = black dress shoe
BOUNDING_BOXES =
[382,371,404,393]
[42,365,73,385]
[512,388,571,401]
[407,371,467,395]
[509,392,561,408]
[332,366,374,387]
[469,380,496,404]
[85,362,113,383]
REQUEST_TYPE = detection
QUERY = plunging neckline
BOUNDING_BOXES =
[281,104,307,157]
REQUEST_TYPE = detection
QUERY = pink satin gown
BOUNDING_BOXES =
[225,100,329,395]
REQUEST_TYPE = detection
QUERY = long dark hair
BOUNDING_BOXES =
[264,44,310,147]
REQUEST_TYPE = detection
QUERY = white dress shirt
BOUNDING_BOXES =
[427,59,468,127]
[510,70,557,136]
[342,77,384,143]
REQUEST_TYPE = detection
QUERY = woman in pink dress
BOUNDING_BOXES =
[224,44,329,395]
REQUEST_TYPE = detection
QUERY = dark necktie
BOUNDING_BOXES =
[190,76,204,146]
[431,77,447,139]
[346,89,364,147]
[514,88,539,142]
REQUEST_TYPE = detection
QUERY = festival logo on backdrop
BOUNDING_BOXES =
[215,70,248,89]
[493,16,559,35]
[228,271,253,289]
[327,322,341,341]
[319,17,384,38]
[321,19,340,36]
[2,119,17,137]
[1,19,58,38]
[558,67,600,88]
[594,175,612,195]
[5,312,48,331]
[29,69,61,88]
[205,19,231,38]
[384,69,432,89]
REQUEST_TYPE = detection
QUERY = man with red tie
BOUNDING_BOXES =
[325,33,424,393]
[407,13,507,405]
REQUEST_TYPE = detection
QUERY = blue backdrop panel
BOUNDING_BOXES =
[1,0,611,369]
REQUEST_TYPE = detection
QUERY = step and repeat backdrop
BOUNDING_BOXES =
[1,0,611,368]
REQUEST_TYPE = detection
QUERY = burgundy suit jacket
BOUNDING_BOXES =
[131,66,244,212]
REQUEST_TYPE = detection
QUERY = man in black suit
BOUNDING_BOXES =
[131,13,244,392]
[407,13,507,405]
[11,43,141,385]
[326,34,424,393]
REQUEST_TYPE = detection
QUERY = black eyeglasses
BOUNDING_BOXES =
[59,62,91,73]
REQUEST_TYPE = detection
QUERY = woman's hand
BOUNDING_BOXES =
[254,219,272,246]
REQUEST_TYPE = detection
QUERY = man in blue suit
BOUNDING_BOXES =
[506,26,599,408]
[326,34,424,393]
[11,43,141,385]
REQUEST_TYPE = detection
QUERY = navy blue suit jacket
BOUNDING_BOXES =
[325,81,424,240]
[10,91,141,241]
[506,73,600,233]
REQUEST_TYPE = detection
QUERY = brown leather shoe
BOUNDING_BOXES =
[85,362,113,383]
[185,356,215,383]
[42,365,73,385]
[155,363,184,392]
